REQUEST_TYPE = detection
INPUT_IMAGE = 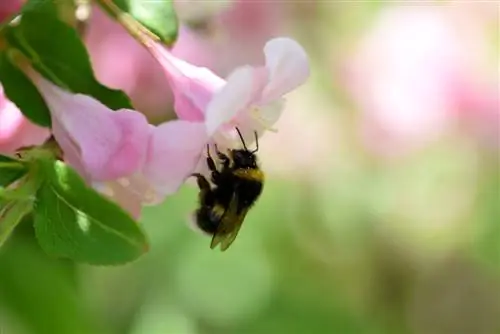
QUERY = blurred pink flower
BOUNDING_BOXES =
[84,0,286,121]
[343,5,499,156]
[0,83,50,154]
[84,5,173,122]
[148,37,309,175]
[173,0,285,77]
[0,0,23,23]
[30,73,206,218]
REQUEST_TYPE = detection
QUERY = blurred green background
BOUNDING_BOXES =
[1,1,499,333]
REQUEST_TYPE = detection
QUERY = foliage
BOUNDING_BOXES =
[0,1,498,334]
[0,0,178,264]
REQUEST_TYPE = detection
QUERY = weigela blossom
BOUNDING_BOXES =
[343,5,499,155]
[29,73,207,218]
[172,0,286,76]
[148,36,310,175]
[0,83,50,154]
[85,5,173,121]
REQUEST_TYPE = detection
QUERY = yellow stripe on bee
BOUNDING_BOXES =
[212,204,226,218]
[233,169,264,181]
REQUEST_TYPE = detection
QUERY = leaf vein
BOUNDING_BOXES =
[48,184,142,248]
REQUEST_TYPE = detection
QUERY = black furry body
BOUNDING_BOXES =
[192,145,264,250]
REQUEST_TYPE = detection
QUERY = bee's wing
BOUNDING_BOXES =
[210,194,249,251]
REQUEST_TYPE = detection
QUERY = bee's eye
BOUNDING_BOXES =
[233,151,244,162]
[233,150,257,168]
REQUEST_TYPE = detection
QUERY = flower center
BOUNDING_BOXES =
[117,176,162,205]
[96,182,115,197]
[96,175,162,207]
[250,107,278,133]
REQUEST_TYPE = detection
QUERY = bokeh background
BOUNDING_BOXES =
[1,1,499,333]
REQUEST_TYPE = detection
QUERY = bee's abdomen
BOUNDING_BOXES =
[195,204,226,234]
[195,208,218,234]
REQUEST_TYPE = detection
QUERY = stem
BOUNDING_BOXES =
[0,176,37,201]
[0,162,24,169]
[95,0,159,45]
[75,0,92,36]
[0,162,43,201]
[0,199,34,247]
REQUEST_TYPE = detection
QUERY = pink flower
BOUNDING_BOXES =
[0,83,50,154]
[342,5,498,156]
[0,0,23,24]
[84,1,287,122]
[29,73,207,218]
[148,37,309,174]
[84,5,173,122]
[172,0,286,77]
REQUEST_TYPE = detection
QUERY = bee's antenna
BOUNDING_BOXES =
[235,127,248,151]
[252,131,259,153]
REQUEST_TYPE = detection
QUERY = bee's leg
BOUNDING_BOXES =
[214,144,230,170]
[206,144,225,184]
[206,144,219,173]
[192,173,216,210]
[192,173,211,192]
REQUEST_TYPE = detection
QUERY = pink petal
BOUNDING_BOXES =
[144,120,208,195]
[0,86,50,154]
[0,0,22,24]
[148,41,224,121]
[93,181,143,219]
[66,103,149,181]
[91,111,150,179]
[261,37,310,102]
[205,66,256,136]
[0,100,24,142]
[51,117,89,180]
[32,75,150,181]
[173,78,216,121]
[85,5,174,121]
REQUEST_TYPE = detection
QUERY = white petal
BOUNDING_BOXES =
[205,66,255,136]
[257,98,286,127]
[227,98,285,148]
[262,37,310,102]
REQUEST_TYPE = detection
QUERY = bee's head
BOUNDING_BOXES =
[231,128,259,169]
[231,149,258,168]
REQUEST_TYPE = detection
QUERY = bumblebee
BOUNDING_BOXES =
[191,128,264,251]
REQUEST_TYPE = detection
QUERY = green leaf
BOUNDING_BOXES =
[0,52,52,127]
[33,159,149,265]
[0,199,33,247]
[20,0,58,16]
[0,232,94,334]
[0,155,28,187]
[4,2,133,110]
[112,0,179,45]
